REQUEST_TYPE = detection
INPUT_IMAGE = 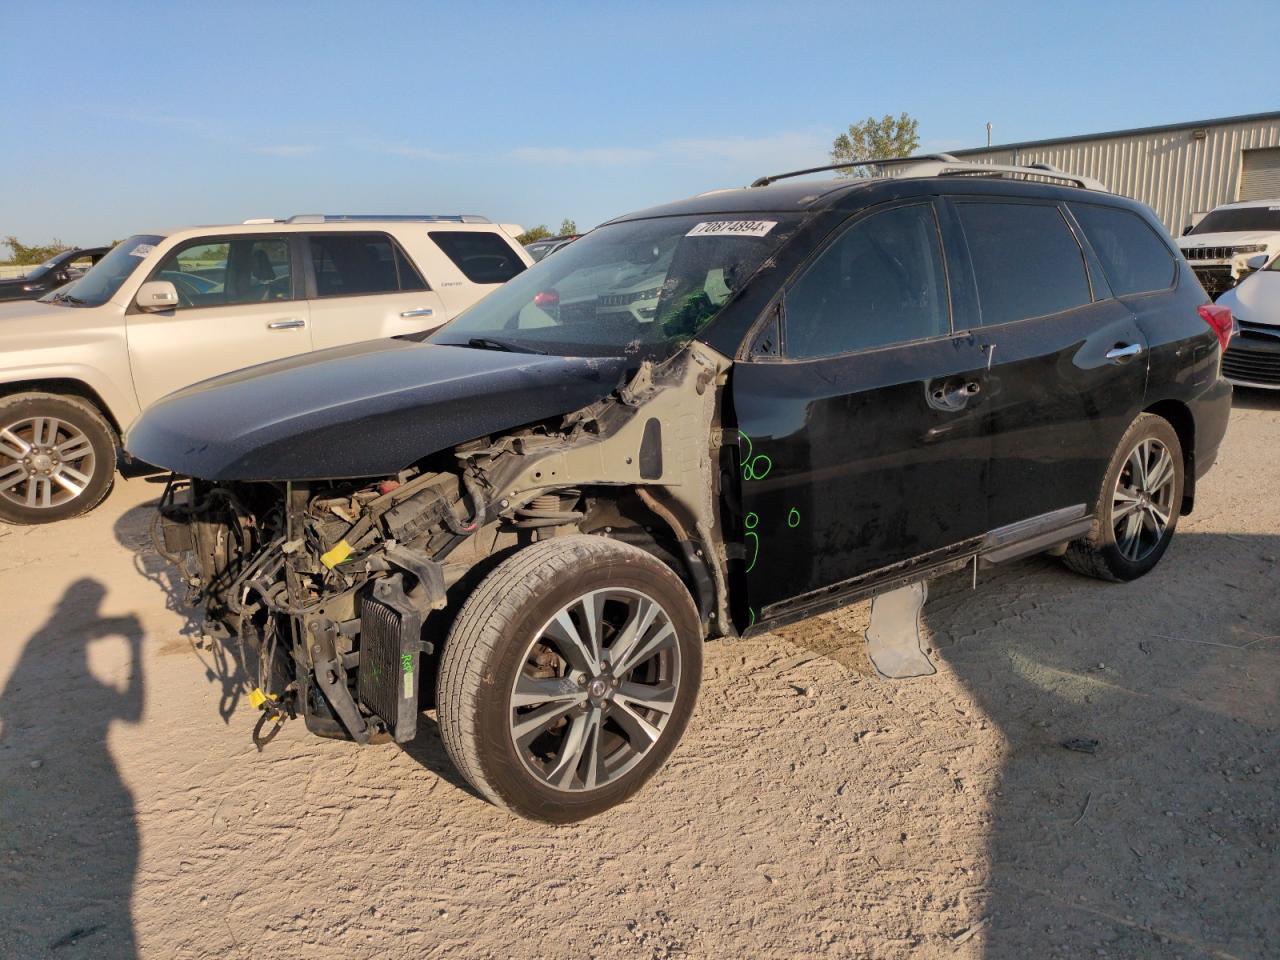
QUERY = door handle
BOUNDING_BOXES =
[400,308,435,318]
[267,319,306,330]
[1105,342,1143,362]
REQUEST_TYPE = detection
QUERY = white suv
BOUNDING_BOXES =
[1178,198,1280,298]
[0,214,531,524]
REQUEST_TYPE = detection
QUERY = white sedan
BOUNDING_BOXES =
[1217,253,1280,389]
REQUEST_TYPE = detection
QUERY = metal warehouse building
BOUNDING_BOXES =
[953,111,1280,234]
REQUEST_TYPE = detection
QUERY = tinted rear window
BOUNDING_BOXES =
[309,232,425,297]
[955,201,1092,326]
[1071,203,1175,296]
[429,231,525,284]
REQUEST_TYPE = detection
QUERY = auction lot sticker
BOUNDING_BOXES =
[129,243,156,257]
[686,220,777,238]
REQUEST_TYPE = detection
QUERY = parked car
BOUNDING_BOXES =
[0,215,530,524]
[524,234,579,262]
[1178,198,1280,298]
[1216,251,1280,387]
[0,246,109,302]
[129,157,1232,822]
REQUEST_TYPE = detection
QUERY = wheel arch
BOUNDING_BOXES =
[1143,398,1195,514]
[0,377,124,439]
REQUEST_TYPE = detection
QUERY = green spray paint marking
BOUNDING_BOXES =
[744,511,760,573]
[401,653,414,698]
[739,432,773,481]
[787,508,801,528]
[748,607,756,627]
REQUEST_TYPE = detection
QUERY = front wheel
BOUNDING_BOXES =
[1063,413,1184,582]
[437,535,703,822]
[0,392,117,525]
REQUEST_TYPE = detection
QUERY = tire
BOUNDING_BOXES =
[0,392,117,525]
[437,534,703,823]
[1062,413,1184,582]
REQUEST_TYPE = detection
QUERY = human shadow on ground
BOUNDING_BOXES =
[0,579,145,959]
[114,497,247,723]
[917,531,1280,959]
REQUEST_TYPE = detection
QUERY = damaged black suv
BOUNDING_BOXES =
[130,156,1233,822]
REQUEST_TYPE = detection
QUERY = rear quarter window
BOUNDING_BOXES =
[1070,203,1176,296]
[954,201,1092,327]
[429,231,526,284]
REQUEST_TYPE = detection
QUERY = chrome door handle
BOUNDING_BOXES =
[1105,342,1143,361]
[400,308,435,318]
[267,319,306,330]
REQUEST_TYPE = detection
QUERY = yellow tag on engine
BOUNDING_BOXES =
[320,539,353,569]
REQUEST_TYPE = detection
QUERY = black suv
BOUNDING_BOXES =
[129,158,1233,822]
[0,246,109,302]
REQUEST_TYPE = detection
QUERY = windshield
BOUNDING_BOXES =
[1189,207,1280,235]
[19,253,69,281]
[430,214,800,358]
[40,235,162,306]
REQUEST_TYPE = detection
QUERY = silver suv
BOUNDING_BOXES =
[0,215,531,524]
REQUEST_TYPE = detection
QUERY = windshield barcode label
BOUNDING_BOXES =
[686,220,777,238]
[129,243,156,258]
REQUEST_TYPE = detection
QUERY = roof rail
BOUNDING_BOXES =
[284,214,491,224]
[750,153,1107,191]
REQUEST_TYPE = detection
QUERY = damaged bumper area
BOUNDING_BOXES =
[151,343,733,744]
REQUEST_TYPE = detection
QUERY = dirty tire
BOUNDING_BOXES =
[437,534,702,823]
[0,392,117,525]
[1063,413,1184,582]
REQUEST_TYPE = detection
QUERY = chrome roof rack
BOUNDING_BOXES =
[750,153,1107,192]
[242,214,492,225]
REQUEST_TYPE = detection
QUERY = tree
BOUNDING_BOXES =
[516,225,553,245]
[559,218,578,237]
[3,235,71,265]
[830,113,921,177]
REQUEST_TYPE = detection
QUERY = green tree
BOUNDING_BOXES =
[830,113,921,177]
[3,236,72,265]
[559,218,578,237]
[517,225,553,245]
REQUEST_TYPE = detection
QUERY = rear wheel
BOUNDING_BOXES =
[437,535,702,822]
[0,393,116,525]
[1063,413,1184,582]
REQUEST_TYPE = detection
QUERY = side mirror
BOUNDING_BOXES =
[1246,253,1269,272]
[1182,225,1194,237]
[135,280,180,311]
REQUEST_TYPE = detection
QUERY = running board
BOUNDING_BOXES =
[979,504,1091,566]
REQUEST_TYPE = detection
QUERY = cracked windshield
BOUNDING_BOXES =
[430,214,799,357]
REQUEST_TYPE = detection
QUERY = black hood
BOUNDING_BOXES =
[125,338,629,481]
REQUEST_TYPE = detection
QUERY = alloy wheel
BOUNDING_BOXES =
[0,416,97,510]
[509,587,681,792]
[1112,437,1176,562]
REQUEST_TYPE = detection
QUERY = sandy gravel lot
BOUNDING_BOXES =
[2,392,1278,960]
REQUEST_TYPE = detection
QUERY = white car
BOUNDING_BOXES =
[0,214,531,524]
[1217,251,1280,388]
[1178,198,1280,298]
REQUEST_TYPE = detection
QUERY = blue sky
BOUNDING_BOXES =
[2,0,1277,248]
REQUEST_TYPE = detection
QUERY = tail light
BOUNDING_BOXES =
[533,289,560,309]
[1197,304,1234,351]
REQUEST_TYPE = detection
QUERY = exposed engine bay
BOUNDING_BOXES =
[153,343,734,746]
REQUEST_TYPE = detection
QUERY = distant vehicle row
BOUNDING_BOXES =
[0,247,109,302]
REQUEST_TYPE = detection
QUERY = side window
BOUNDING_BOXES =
[429,230,526,284]
[309,233,416,297]
[954,202,1091,326]
[1070,203,1176,296]
[153,237,292,308]
[784,203,950,359]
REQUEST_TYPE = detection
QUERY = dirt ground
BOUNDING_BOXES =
[2,393,1278,960]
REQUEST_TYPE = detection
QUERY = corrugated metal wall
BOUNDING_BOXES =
[955,116,1280,234]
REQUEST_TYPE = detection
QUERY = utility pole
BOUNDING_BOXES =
[986,122,993,147]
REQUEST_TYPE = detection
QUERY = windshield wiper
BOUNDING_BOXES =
[451,336,547,355]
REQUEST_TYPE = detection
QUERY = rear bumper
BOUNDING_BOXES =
[1191,375,1232,480]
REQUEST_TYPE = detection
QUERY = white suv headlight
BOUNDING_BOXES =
[1235,244,1268,254]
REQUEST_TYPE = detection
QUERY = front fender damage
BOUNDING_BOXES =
[157,341,735,746]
